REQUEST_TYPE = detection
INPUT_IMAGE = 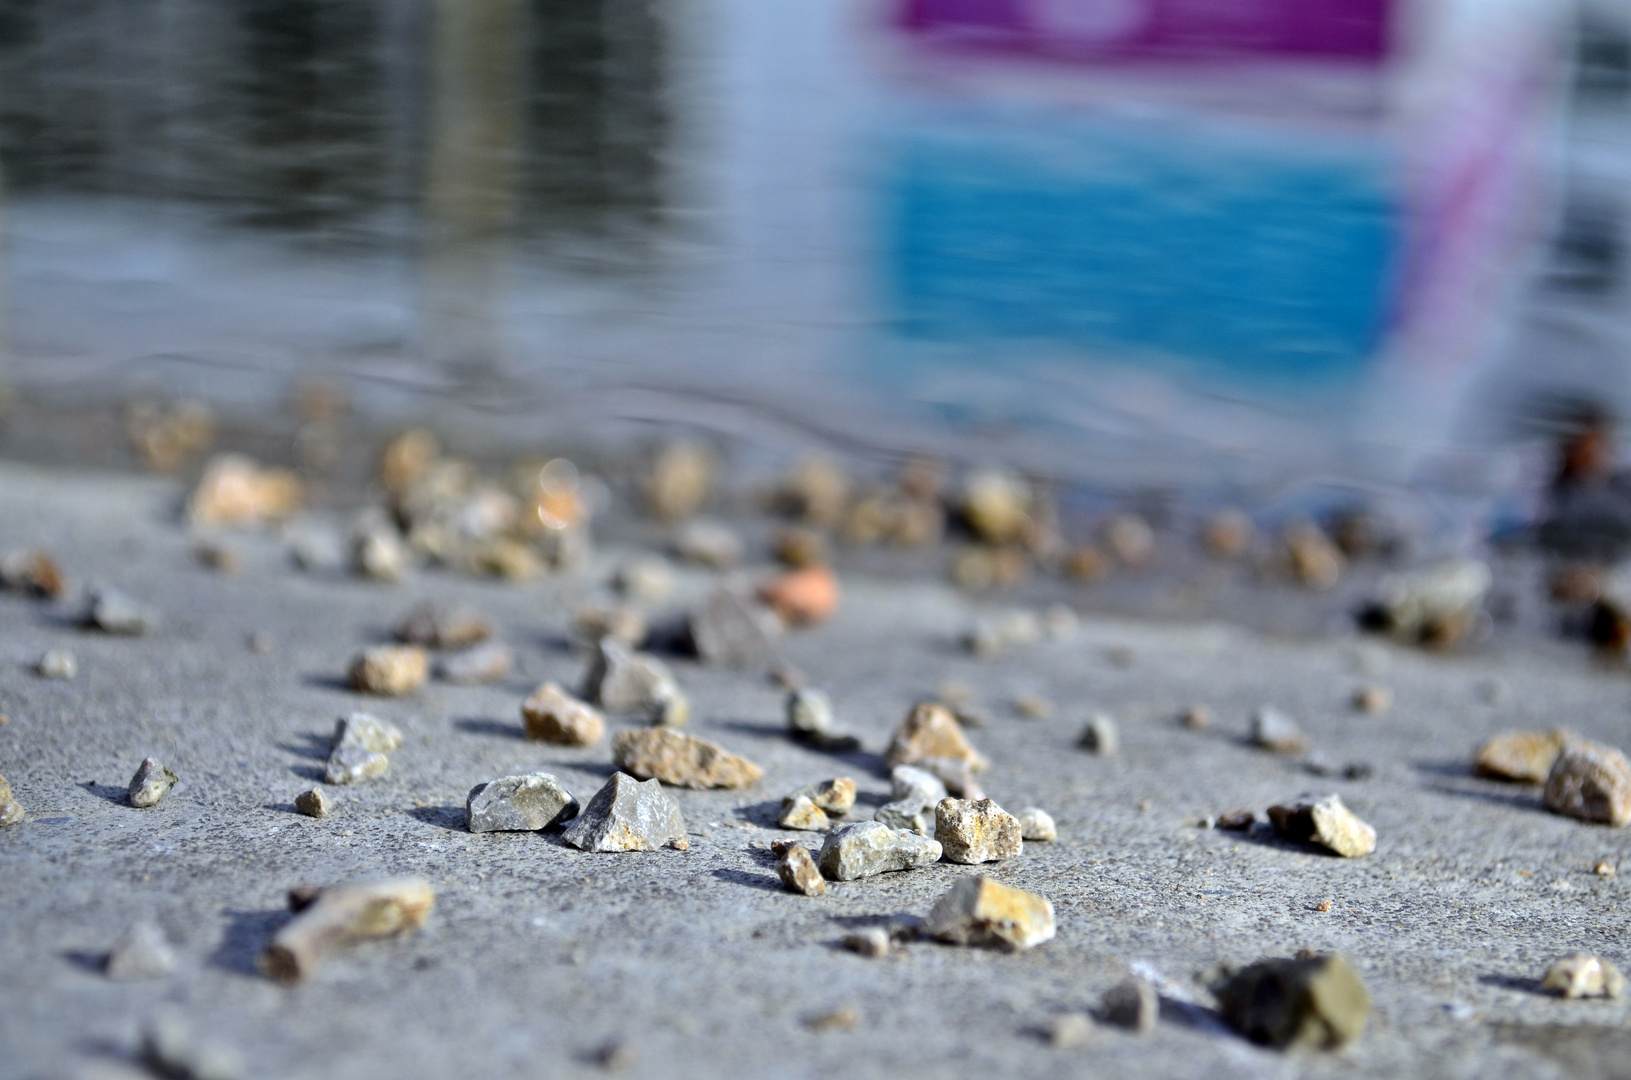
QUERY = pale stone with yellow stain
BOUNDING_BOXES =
[612,728,763,790]
[934,798,1022,864]
[884,702,988,771]
[347,645,427,696]
[1267,794,1376,857]
[521,683,605,746]
[1542,953,1625,999]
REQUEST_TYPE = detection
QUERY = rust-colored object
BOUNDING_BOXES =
[757,564,840,625]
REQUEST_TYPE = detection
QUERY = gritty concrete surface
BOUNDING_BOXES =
[2,462,1630,1079]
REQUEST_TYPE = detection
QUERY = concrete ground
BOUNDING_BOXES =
[2,461,1630,1080]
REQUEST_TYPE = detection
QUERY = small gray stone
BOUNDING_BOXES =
[85,588,156,635]
[786,688,861,751]
[582,638,680,717]
[778,794,831,831]
[436,641,513,685]
[286,521,346,571]
[127,758,178,808]
[142,1012,243,1080]
[965,610,1043,658]
[1252,707,1307,754]
[671,519,742,568]
[918,756,984,799]
[294,788,330,818]
[1078,714,1119,756]
[104,921,177,980]
[1047,1013,1095,1049]
[874,798,935,834]
[1266,793,1376,857]
[786,777,857,817]
[331,712,404,754]
[816,821,942,881]
[1101,977,1158,1033]
[36,649,77,680]
[1017,807,1057,842]
[1211,954,1370,1050]
[324,746,388,785]
[1544,742,1631,826]
[466,773,579,833]
[688,588,782,666]
[394,601,491,648]
[890,765,948,804]
[562,772,687,852]
[353,526,410,582]
[842,927,889,957]
[776,842,826,896]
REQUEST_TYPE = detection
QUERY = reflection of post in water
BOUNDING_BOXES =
[422,0,523,385]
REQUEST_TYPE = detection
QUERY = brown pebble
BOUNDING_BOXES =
[804,1007,858,1033]
[1063,545,1110,582]
[1544,742,1631,826]
[776,843,826,896]
[1013,695,1052,720]
[294,789,330,818]
[772,525,829,568]
[757,564,840,626]
[1215,809,1255,831]
[1352,686,1392,715]
[842,927,889,957]
[521,683,605,746]
[347,646,428,696]
[1181,705,1212,730]
[193,542,240,573]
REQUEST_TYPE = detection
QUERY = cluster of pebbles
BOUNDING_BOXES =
[8,432,1631,1068]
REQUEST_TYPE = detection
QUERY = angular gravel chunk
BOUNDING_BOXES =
[562,772,687,852]
[0,775,23,827]
[776,842,826,896]
[394,602,491,649]
[1211,954,1370,1050]
[259,877,435,982]
[688,587,782,666]
[1543,742,1631,826]
[332,713,405,754]
[1101,977,1158,1033]
[84,588,157,635]
[934,798,1022,864]
[1077,714,1119,756]
[1266,794,1376,857]
[1542,952,1625,999]
[777,795,831,832]
[612,728,763,790]
[917,756,984,800]
[128,758,178,808]
[521,682,605,746]
[786,688,861,751]
[36,649,77,680]
[104,921,177,980]
[792,777,856,816]
[891,765,947,804]
[435,642,512,685]
[925,876,1055,951]
[582,638,680,716]
[294,788,330,818]
[817,821,942,881]
[466,773,579,833]
[1251,708,1307,754]
[347,645,428,696]
[325,746,388,785]
[883,702,989,771]
[1475,729,1575,783]
[1017,807,1057,842]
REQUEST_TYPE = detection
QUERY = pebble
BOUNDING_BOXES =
[615,557,673,603]
[1078,714,1119,756]
[1251,707,1307,754]
[884,701,989,772]
[875,766,947,833]
[84,588,157,635]
[1203,508,1254,558]
[259,877,435,981]
[1013,694,1052,719]
[193,542,240,573]
[1181,705,1212,730]
[1101,977,1158,1033]
[394,602,491,648]
[647,441,715,521]
[924,875,1055,951]
[962,467,1032,544]
[324,713,403,785]
[612,728,764,789]
[1047,1013,1096,1049]
[0,774,23,826]
[1368,558,1491,647]
[127,758,178,808]
[435,641,513,685]
[1215,809,1256,831]
[1596,859,1616,876]
[1017,807,1056,842]
[561,772,688,852]
[786,688,861,751]
[757,564,840,626]
[142,1012,244,1080]
[378,429,440,495]
[1211,954,1370,1049]
[36,649,77,680]
[574,604,648,648]
[935,798,1023,864]
[1544,741,1631,826]
[965,610,1042,658]
[671,518,741,567]
[1284,522,1344,590]
[582,638,681,718]
[688,587,782,665]
[1542,952,1625,999]
[103,921,177,980]
[776,842,827,896]
[285,520,346,571]
[779,453,851,527]
[772,525,828,568]
[917,756,985,799]
[778,795,831,831]
[1352,685,1392,715]
[325,746,388,785]
[1475,729,1574,783]
[294,788,330,818]
[817,821,942,880]
[1104,512,1155,567]
[466,773,580,833]
[842,927,888,956]
[186,453,303,528]
[0,548,66,597]
[874,799,935,834]
[353,526,410,582]
[788,777,857,816]
[1063,544,1110,581]
[804,1006,858,1033]
[521,682,606,745]
[1266,794,1376,857]
[347,645,428,696]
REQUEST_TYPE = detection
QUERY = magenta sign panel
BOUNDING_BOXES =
[899,0,1393,62]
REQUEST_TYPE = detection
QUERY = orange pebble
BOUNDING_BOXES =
[758,564,840,626]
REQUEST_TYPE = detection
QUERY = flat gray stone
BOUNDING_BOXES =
[466,773,579,833]
[688,587,781,666]
[816,821,941,881]
[581,638,679,716]
[562,772,687,853]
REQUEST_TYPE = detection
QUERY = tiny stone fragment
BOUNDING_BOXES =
[688,587,782,665]
[1542,952,1625,999]
[1476,729,1575,783]
[353,525,410,582]
[786,688,861,751]
[258,877,435,981]
[394,602,491,648]
[1211,954,1371,1050]
[0,774,23,826]
[612,728,763,789]
[1101,977,1158,1033]
[466,773,579,833]
[142,1012,244,1080]
[884,701,989,771]
[804,1006,858,1033]
[1203,508,1254,558]
[757,564,840,626]
[1078,714,1119,756]
[1352,685,1392,715]
[1014,694,1052,719]
[1215,809,1256,831]
[1181,705,1212,730]
[778,794,831,831]
[436,641,512,685]
[1252,707,1307,754]
[324,713,402,785]
[842,926,889,956]
[193,542,240,573]
[561,772,687,852]
[1017,807,1056,842]
[965,610,1042,657]
[104,921,177,980]
[1544,742,1631,826]
[522,682,605,745]
[1048,1013,1095,1049]
[925,875,1055,951]
[325,747,387,785]
[36,649,77,680]
[817,821,941,880]
[777,842,827,896]
[935,797,1022,864]
[128,758,178,808]
[574,604,647,648]
[0,549,66,598]
[1596,860,1616,876]
[647,442,715,521]
[788,777,856,816]
[348,645,428,696]
[1365,558,1490,647]
[294,788,330,818]
[614,557,672,602]
[918,756,984,799]
[84,588,156,635]
[1267,794,1376,857]
[671,517,740,567]
[582,638,681,717]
